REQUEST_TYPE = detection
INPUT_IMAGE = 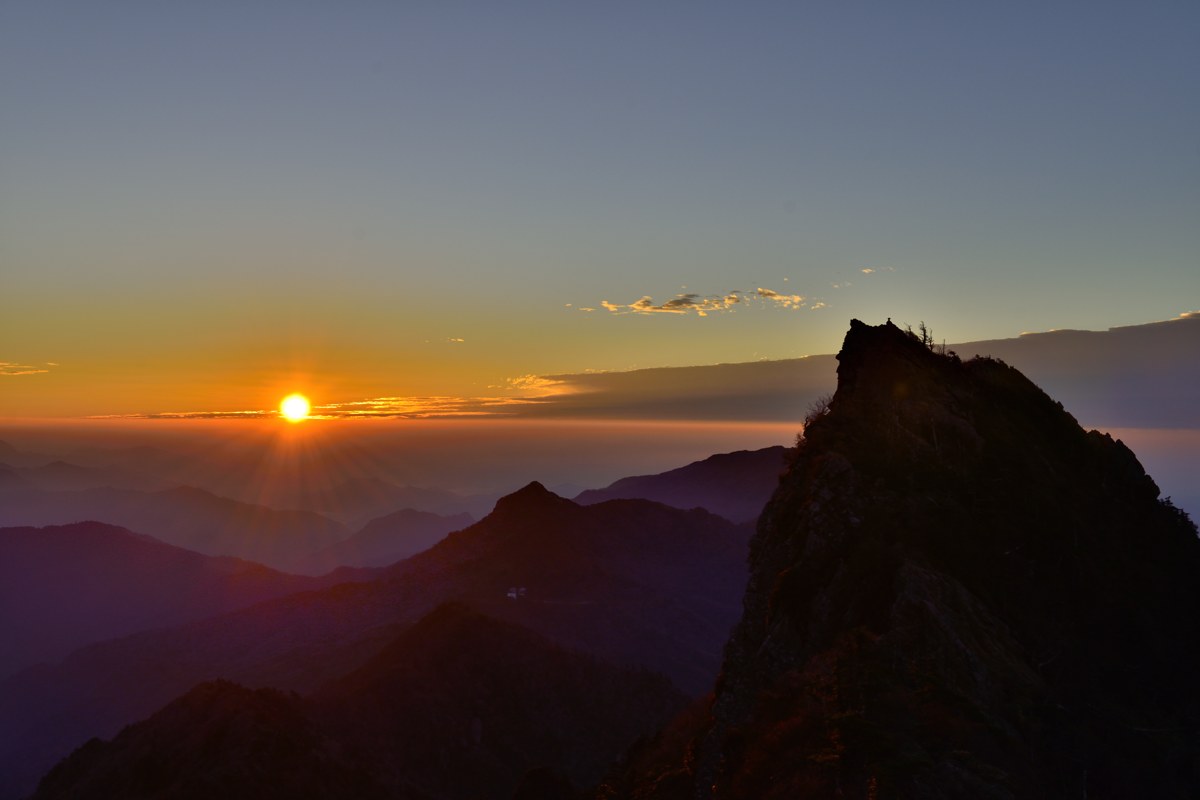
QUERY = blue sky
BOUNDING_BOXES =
[2,1,1197,416]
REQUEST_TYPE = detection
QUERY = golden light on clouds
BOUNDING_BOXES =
[280,393,311,423]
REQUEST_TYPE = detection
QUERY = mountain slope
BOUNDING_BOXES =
[301,508,473,569]
[32,681,385,800]
[0,522,355,679]
[0,485,348,573]
[0,488,749,799]
[32,605,686,800]
[311,603,686,798]
[574,446,788,523]
[605,319,1200,799]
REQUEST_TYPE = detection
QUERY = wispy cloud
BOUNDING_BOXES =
[598,287,806,317]
[754,287,805,309]
[0,362,50,376]
[91,397,532,421]
[503,374,569,393]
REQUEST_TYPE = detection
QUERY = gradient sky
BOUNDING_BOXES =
[2,1,1197,418]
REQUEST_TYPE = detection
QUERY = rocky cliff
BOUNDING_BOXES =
[605,319,1200,799]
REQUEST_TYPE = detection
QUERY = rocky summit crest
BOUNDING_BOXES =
[609,320,1200,799]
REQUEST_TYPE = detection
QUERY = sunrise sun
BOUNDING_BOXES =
[280,393,311,422]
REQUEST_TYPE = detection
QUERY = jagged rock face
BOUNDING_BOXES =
[696,320,1200,798]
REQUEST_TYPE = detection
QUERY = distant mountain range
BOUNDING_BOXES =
[0,484,349,573]
[0,487,750,799]
[300,508,473,570]
[575,446,788,523]
[0,522,361,679]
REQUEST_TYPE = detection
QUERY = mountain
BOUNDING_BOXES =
[300,508,473,570]
[280,477,495,528]
[311,603,686,798]
[32,604,686,800]
[0,522,358,679]
[574,446,788,523]
[0,485,349,573]
[954,313,1200,429]
[604,320,1200,798]
[32,681,384,800]
[0,488,749,799]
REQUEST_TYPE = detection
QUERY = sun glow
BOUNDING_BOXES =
[280,393,311,423]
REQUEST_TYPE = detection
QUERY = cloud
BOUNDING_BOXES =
[603,292,740,316]
[754,288,805,309]
[598,287,806,317]
[447,337,465,343]
[92,316,1199,428]
[810,302,828,310]
[860,268,875,274]
[0,362,50,376]
[504,374,569,393]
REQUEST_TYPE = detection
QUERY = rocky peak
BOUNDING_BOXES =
[623,320,1200,799]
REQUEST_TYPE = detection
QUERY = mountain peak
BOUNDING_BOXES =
[621,319,1200,798]
[490,480,574,517]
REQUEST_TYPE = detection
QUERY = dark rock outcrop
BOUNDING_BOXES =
[603,319,1200,799]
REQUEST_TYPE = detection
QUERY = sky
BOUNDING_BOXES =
[2,1,1198,419]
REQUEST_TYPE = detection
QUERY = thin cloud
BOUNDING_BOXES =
[447,338,465,343]
[98,393,560,421]
[503,374,569,393]
[754,288,805,309]
[599,287,806,317]
[0,362,50,376]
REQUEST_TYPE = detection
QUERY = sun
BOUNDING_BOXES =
[280,393,311,423]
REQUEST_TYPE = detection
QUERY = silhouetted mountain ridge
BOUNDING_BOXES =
[604,319,1200,799]
[0,485,348,573]
[575,447,788,523]
[0,522,354,679]
[0,488,751,798]
[301,508,473,570]
[33,604,686,800]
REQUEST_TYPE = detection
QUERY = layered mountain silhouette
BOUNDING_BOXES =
[604,320,1200,798]
[0,488,749,799]
[11,317,1197,799]
[575,446,787,523]
[273,477,496,528]
[0,485,348,573]
[0,522,359,679]
[300,508,473,569]
[32,604,685,800]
